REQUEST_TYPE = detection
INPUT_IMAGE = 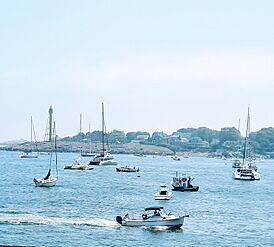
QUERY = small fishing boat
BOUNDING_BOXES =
[116,206,189,229]
[172,172,199,192]
[116,165,139,172]
[154,185,172,200]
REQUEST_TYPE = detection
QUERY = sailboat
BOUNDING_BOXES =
[33,122,58,187]
[20,116,38,158]
[89,103,117,166]
[232,107,261,180]
[81,123,95,157]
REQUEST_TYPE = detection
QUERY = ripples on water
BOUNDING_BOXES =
[0,151,273,246]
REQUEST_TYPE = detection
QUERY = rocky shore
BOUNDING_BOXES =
[0,141,175,155]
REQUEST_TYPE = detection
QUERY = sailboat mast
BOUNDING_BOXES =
[242,107,250,164]
[79,113,82,134]
[89,123,91,153]
[54,122,58,178]
[30,116,33,144]
[102,103,105,155]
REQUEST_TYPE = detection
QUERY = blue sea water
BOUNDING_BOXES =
[0,150,273,247]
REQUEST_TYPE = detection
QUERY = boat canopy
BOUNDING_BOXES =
[145,206,164,211]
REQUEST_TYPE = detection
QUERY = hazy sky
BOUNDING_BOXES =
[1,0,274,141]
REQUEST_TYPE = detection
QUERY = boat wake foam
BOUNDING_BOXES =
[0,213,118,228]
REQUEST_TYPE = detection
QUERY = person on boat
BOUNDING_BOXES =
[187,176,193,188]
[142,213,148,219]
[154,210,160,216]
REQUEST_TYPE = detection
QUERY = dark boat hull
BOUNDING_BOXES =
[172,185,199,192]
[116,167,139,172]
[89,161,100,166]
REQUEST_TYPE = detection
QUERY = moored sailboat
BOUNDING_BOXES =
[89,103,117,166]
[33,122,58,187]
[232,107,261,181]
[20,116,38,158]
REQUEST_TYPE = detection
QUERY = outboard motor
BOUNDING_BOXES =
[116,216,123,224]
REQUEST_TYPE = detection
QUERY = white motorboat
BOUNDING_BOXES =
[100,153,117,165]
[154,185,172,200]
[232,107,261,181]
[64,157,94,170]
[232,159,242,168]
[116,165,139,172]
[20,152,38,158]
[116,206,189,229]
[89,153,117,166]
[81,152,95,157]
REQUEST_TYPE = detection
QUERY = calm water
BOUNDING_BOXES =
[0,150,273,246]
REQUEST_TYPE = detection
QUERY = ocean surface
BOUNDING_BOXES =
[0,150,273,247]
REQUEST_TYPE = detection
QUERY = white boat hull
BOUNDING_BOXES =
[100,160,117,165]
[154,193,172,200]
[34,177,57,187]
[121,215,186,228]
[20,153,38,158]
[232,170,261,180]
[64,164,94,170]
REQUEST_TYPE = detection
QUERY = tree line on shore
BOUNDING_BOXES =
[61,126,274,156]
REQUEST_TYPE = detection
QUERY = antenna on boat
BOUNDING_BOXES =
[54,121,58,178]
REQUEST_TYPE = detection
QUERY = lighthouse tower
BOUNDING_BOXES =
[44,106,54,142]
[48,106,53,142]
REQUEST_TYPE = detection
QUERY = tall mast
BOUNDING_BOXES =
[242,107,250,164]
[30,116,33,144]
[89,122,91,153]
[102,103,105,155]
[79,113,82,134]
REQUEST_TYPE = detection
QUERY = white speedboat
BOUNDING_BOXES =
[116,206,188,229]
[154,185,172,200]
[232,163,260,180]
[64,158,94,170]
[100,153,117,165]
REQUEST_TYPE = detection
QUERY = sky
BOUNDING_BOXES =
[0,0,274,141]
